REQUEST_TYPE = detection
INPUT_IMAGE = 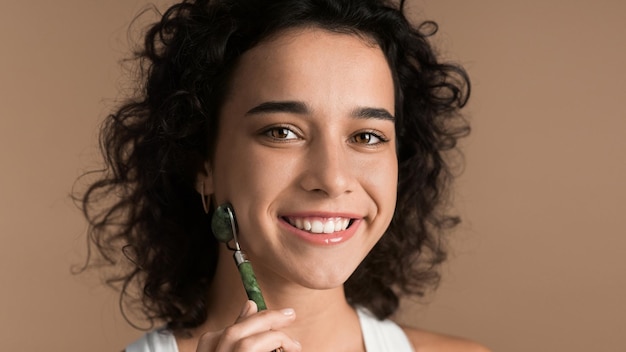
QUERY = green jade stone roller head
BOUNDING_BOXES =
[211,203,268,311]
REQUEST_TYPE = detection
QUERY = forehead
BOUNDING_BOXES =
[241,26,384,70]
[223,27,394,108]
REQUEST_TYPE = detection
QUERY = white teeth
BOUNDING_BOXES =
[311,220,324,233]
[287,217,351,234]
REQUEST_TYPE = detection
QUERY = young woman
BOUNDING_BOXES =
[81,0,487,350]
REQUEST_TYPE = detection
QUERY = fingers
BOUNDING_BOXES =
[196,300,301,352]
[235,299,258,322]
[225,329,301,352]
[234,300,295,330]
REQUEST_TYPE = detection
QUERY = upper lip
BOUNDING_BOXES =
[279,211,362,219]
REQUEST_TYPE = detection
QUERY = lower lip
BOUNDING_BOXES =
[278,218,361,246]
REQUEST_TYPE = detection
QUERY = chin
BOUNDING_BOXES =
[289,266,355,291]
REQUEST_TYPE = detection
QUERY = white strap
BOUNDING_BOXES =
[357,308,415,352]
[126,327,178,352]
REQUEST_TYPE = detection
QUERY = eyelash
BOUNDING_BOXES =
[261,125,301,141]
[351,130,389,146]
[260,126,389,146]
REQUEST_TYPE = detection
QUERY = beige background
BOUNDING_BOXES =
[1,1,624,351]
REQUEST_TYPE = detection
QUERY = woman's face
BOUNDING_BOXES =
[204,27,397,289]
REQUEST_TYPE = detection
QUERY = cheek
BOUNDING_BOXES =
[366,155,398,219]
[213,141,298,208]
[245,147,300,191]
[211,136,253,204]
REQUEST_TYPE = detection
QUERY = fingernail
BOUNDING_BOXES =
[281,308,295,316]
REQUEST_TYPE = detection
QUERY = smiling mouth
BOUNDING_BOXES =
[284,217,355,234]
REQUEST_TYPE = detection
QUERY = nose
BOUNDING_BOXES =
[298,138,356,198]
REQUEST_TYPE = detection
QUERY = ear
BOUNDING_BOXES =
[196,161,214,196]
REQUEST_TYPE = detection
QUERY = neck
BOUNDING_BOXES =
[185,246,364,351]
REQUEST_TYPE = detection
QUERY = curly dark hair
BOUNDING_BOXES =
[79,0,470,332]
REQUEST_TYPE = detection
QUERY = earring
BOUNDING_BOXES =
[199,181,210,214]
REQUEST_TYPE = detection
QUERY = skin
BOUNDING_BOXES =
[188,27,490,352]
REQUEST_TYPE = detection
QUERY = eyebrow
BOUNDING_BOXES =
[351,107,395,121]
[245,100,394,121]
[246,101,308,115]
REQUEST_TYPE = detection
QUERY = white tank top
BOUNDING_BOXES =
[126,307,414,351]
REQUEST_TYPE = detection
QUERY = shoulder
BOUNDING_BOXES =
[401,326,491,352]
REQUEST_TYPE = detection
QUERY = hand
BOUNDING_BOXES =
[196,300,302,352]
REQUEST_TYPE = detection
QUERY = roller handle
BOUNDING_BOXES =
[234,251,268,311]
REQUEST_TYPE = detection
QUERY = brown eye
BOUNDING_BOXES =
[265,127,298,140]
[352,132,383,145]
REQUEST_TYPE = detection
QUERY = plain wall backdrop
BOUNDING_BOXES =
[1,1,624,351]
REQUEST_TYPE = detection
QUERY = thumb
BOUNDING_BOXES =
[195,330,222,352]
[235,300,258,323]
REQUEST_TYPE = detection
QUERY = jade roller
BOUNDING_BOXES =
[211,203,268,311]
